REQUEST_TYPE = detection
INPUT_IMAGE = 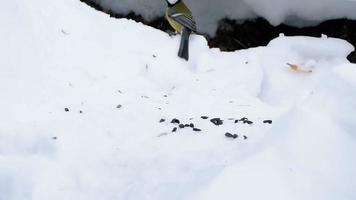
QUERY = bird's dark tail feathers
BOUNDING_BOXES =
[178,27,191,61]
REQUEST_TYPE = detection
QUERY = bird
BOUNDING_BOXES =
[165,0,197,60]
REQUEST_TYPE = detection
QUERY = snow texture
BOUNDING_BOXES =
[1,0,356,200]
[90,0,356,35]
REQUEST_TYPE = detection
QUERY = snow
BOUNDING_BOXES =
[89,0,356,35]
[1,0,356,199]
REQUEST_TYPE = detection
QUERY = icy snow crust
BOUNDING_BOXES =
[1,0,356,199]
[90,0,356,34]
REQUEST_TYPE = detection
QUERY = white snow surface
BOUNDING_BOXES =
[1,0,356,200]
[90,0,356,35]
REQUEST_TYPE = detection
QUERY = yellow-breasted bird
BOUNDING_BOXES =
[165,0,196,60]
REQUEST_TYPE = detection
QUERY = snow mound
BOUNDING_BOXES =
[259,35,354,106]
[1,0,356,200]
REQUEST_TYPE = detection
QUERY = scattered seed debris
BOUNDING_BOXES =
[243,135,248,140]
[64,108,69,112]
[193,128,201,132]
[243,120,253,125]
[240,117,248,121]
[79,110,83,114]
[116,104,122,109]
[61,29,69,35]
[263,120,273,124]
[201,116,209,119]
[210,118,223,126]
[189,123,194,128]
[225,132,238,139]
[159,119,165,123]
[179,124,185,129]
[287,63,313,73]
[172,127,177,132]
[52,136,58,140]
[171,118,180,124]
[157,132,168,137]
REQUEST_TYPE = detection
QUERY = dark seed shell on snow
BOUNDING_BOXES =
[171,118,180,124]
[263,120,272,124]
[210,118,223,126]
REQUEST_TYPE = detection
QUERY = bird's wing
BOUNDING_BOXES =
[167,9,197,32]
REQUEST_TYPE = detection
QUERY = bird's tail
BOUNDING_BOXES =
[178,27,191,61]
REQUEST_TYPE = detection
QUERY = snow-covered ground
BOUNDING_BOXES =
[89,0,356,34]
[1,0,356,200]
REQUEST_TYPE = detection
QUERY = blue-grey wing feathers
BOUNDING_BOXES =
[167,9,197,32]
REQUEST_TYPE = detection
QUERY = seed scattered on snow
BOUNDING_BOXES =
[79,110,83,114]
[240,117,248,121]
[159,119,165,123]
[179,124,185,129]
[243,135,248,140]
[225,132,238,139]
[201,116,209,119]
[243,120,253,125]
[172,127,177,132]
[116,104,122,109]
[171,118,180,124]
[157,132,168,137]
[193,128,201,132]
[189,123,194,128]
[210,118,223,126]
[64,108,69,112]
[263,120,272,124]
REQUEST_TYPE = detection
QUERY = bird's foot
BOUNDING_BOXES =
[167,30,178,37]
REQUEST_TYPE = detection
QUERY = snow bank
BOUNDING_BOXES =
[89,0,356,34]
[259,35,354,106]
[1,0,356,199]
